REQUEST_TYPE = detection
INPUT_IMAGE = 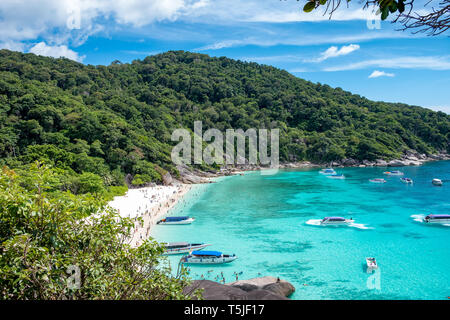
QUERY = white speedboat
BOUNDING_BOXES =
[326,174,345,179]
[432,179,443,186]
[320,217,353,225]
[423,214,450,224]
[366,257,378,273]
[400,177,413,184]
[156,216,195,225]
[319,168,336,175]
[162,242,211,255]
[384,170,404,176]
[181,251,237,264]
[369,178,387,183]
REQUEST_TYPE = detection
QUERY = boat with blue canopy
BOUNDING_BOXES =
[181,250,237,264]
[319,168,336,175]
[384,170,404,176]
[156,216,195,225]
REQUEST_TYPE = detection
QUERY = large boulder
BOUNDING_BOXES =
[246,289,289,300]
[162,172,173,185]
[375,159,387,166]
[228,276,295,298]
[362,160,374,166]
[405,160,423,166]
[388,159,407,167]
[184,277,294,300]
[183,280,248,300]
[230,283,259,292]
[176,165,210,184]
[262,282,295,297]
[342,158,358,166]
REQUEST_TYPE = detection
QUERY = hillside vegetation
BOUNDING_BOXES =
[0,49,449,189]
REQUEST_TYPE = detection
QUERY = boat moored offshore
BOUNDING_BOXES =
[181,251,237,264]
[320,216,353,225]
[162,242,211,255]
[384,170,404,176]
[400,177,413,184]
[369,178,387,183]
[319,168,337,175]
[326,174,345,179]
[423,214,450,224]
[156,216,195,225]
[366,257,378,273]
[432,179,443,186]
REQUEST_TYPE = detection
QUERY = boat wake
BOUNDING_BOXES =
[411,214,425,223]
[305,219,322,226]
[348,222,372,230]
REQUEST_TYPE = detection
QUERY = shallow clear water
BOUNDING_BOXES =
[152,161,450,300]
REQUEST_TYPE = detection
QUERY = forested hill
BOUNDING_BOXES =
[0,49,449,187]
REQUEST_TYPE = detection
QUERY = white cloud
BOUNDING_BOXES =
[324,56,450,71]
[198,39,244,50]
[29,42,84,62]
[368,70,395,78]
[0,41,26,52]
[312,44,360,62]
[0,0,207,45]
[182,0,376,23]
[246,7,373,23]
[196,31,413,51]
[426,106,450,114]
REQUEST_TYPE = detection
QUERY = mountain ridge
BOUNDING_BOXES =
[0,49,448,187]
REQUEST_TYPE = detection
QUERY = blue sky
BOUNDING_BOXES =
[0,0,449,113]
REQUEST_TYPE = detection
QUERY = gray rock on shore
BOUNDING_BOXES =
[183,276,294,300]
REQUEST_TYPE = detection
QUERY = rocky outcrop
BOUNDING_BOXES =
[228,276,295,298]
[176,164,212,184]
[162,172,173,185]
[171,151,450,185]
[262,282,295,297]
[183,280,289,300]
[183,276,294,300]
[375,159,388,166]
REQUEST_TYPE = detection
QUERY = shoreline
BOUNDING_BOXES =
[107,154,449,247]
[108,183,192,247]
[208,152,450,177]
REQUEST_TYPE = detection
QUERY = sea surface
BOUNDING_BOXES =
[152,161,450,300]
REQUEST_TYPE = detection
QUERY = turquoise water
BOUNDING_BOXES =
[152,161,450,300]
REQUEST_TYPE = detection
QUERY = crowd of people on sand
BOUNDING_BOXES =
[108,184,192,247]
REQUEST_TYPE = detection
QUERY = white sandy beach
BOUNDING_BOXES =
[108,183,192,247]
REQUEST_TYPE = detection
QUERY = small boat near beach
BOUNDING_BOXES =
[384,170,404,176]
[156,216,195,225]
[400,177,413,184]
[162,242,211,255]
[432,179,443,186]
[423,214,450,224]
[319,168,336,175]
[366,257,378,273]
[369,178,387,183]
[320,216,353,225]
[181,251,237,264]
[326,174,345,179]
